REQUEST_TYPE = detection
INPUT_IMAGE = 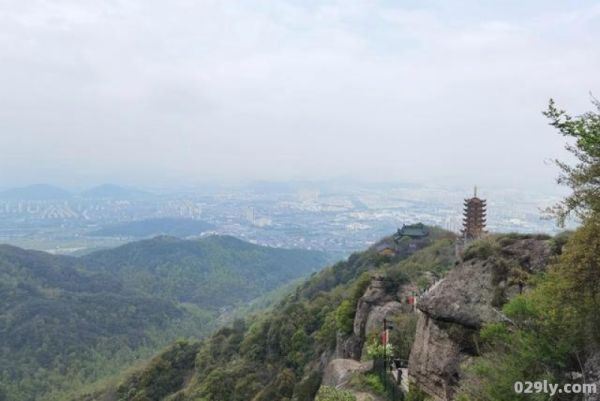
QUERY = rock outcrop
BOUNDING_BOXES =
[337,275,409,360]
[320,358,385,401]
[322,359,373,388]
[408,237,553,401]
[585,352,600,401]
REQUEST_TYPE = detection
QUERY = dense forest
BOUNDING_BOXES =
[78,235,329,307]
[0,236,327,401]
[71,227,458,401]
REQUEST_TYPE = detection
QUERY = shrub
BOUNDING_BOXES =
[314,386,356,401]
[406,383,430,401]
[361,373,385,395]
[462,239,499,261]
[365,335,394,359]
[335,300,356,335]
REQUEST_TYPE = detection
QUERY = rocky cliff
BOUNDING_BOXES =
[337,274,417,360]
[408,236,554,401]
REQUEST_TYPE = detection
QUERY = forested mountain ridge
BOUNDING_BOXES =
[71,227,458,401]
[0,236,328,401]
[0,244,197,401]
[79,235,329,306]
[72,228,583,401]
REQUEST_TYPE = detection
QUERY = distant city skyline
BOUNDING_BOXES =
[0,179,568,257]
[1,1,599,189]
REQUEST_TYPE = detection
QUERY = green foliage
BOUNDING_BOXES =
[462,238,500,261]
[335,300,356,335]
[458,220,600,401]
[406,383,430,401]
[548,230,572,254]
[82,232,457,401]
[390,313,418,360]
[335,272,371,335]
[72,226,463,401]
[0,244,213,401]
[0,235,326,401]
[457,98,600,401]
[314,386,357,401]
[543,97,600,225]
[81,235,329,307]
[292,371,323,401]
[391,237,456,281]
[365,335,394,359]
[360,373,385,395]
[116,340,200,401]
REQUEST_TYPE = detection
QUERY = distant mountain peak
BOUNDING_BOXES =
[81,184,151,199]
[88,218,215,238]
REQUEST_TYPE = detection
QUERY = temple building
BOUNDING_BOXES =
[462,187,486,240]
[394,223,429,240]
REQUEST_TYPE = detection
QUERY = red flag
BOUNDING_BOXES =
[381,329,389,346]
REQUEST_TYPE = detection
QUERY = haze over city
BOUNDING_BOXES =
[3,2,600,401]
[1,0,599,190]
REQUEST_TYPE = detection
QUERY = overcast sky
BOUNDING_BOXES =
[0,0,599,190]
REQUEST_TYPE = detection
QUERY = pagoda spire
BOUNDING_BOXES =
[462,186,486,240]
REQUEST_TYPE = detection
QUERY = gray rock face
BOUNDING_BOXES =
[585,352,600,401]
[353,276,396,340]
[365,301,404,337]
[409,313,476,401]
[338,275,406,360]
[322,359,373,388]
[409,238,553,401]
[336,333,363,361]
[502,238,553,273]
[417,259,498,329]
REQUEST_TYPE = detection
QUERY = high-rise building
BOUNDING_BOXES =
[462,187,486,240]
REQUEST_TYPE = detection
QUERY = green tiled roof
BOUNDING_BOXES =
[396,223,429,238]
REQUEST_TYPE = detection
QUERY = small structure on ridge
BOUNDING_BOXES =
[394,223,429,241]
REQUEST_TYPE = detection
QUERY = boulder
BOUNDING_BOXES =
[585,352,600,401]
[322,359,372,389]
[416,259,499,329]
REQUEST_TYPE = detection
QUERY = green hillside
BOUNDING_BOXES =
[72,227,457,401]
[0,237,328,401]
[0,245,200,401]
[80,235,329,307]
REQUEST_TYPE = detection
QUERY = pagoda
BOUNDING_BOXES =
[462,187,486,240]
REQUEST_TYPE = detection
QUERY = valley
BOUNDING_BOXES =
[0,236,328,401]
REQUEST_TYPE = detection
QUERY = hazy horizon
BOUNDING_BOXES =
[1,1,599,190]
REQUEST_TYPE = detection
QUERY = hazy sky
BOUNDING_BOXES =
[1,0,599,190]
